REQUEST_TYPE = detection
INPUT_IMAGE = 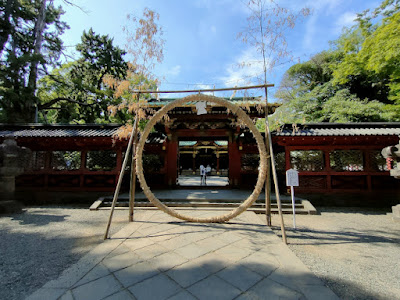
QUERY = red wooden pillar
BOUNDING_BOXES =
[228,138,241,187]
[166,136,178,186]
[285,148,291,171]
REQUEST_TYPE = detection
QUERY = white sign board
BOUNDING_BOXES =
[286,169,299,187]
[286,168,299,229]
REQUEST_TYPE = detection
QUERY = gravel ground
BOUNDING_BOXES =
[0,207,128,300]
[1,206,399,300]
[271,207,400,300]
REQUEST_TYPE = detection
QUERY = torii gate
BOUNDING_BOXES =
[104,84,287,244]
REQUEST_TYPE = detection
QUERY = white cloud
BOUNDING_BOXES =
[301,0,344,51]
[166,65,181,77]
[334,11,357,33]
[193,83,214,95]
[219,47,267,87]
[195,83,212,89]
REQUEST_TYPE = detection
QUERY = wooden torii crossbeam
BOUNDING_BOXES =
[104,84,287,244]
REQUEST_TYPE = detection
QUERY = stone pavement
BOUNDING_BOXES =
[178,175,229,187]
[26,210,338,300]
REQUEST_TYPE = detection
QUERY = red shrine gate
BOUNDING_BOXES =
[149,96,271,187]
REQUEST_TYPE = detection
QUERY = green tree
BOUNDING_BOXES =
[37,28,129,123]
[321,88,388,122]
[335,11,400,105]
[275,51,337,102]
[331,25,391,104]
[0,0,68,123]
[274,0,400,124]
[331,0,400,111]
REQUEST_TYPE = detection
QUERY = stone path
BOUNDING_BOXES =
[26,210,338,300]
[178,175,229,187]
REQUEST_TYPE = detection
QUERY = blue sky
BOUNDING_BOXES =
[55,0,379,100]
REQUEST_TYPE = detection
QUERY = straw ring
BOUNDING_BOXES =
[136,94,267,223]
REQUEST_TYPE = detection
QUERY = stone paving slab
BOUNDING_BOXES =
[26,210,339,300]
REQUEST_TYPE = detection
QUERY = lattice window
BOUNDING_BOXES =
[274,152,285,173]
[369,150,388,171]
[241,154,260,171]
[51,151,81,170]
[330,150,364,172]
[290,150,324,171]
[122,153,163,172]
[143,154,163,172]
[31,151,46,170]
[86,151,117,171]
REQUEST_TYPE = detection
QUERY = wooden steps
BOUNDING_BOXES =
[91,196,317,215]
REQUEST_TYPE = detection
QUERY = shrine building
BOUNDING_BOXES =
[0,96,399,207]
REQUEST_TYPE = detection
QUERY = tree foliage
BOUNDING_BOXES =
[37,28,129,123]
[0,0,68,123]
[274,0,400,124]
[104,7,164,137]
[1,3,163,125]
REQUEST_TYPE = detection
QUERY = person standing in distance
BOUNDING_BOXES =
[200,164,206,185]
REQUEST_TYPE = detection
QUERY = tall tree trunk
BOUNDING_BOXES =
[28,0,48,93]
[28,0,49,122]
[0,0,15,55]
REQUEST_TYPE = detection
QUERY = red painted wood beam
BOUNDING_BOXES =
[166,139,178,186]
[228,140,241,187]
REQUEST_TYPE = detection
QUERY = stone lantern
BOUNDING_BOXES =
[0,135,31,213]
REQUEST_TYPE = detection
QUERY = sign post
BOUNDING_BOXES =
[286,169,299,229]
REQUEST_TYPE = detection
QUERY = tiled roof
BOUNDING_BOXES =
[146,133,166,144]
[0,124,168,143]
[3,123,399,139]
[146,97,269,107]
[274,123,400,137]
[0,124,120,138]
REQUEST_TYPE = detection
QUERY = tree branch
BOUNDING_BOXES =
[39,97,93,110]
[61,0,90,14]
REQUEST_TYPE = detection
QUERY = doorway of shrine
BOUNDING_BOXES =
[177,140,229,186]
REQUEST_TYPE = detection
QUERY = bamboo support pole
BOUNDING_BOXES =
[129,115,139,222]
[264,86,272,226]
[104,123,137,240]
[130,84,274,95]
[264,110,287,244]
